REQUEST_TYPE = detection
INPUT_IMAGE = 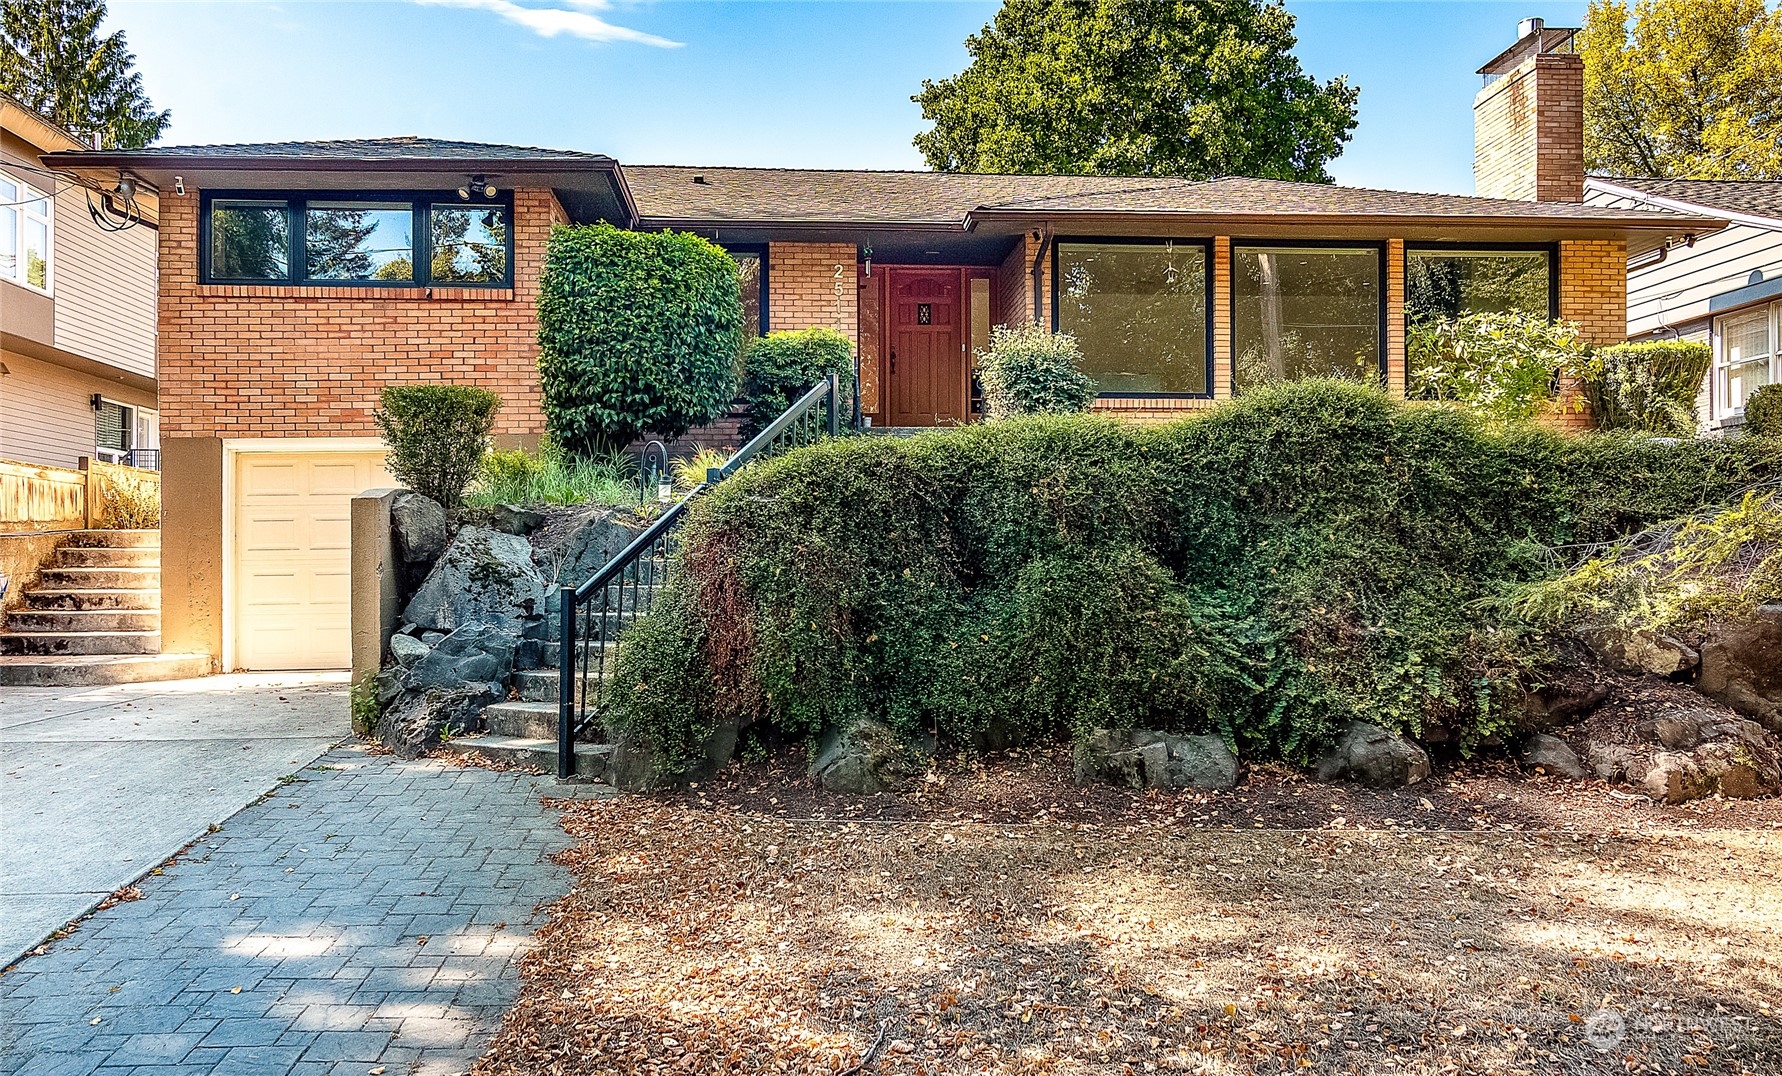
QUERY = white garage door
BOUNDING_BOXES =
[233,451,392,670]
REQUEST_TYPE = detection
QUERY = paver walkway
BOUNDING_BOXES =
[1,673,346,962]
[0,743,609,1076]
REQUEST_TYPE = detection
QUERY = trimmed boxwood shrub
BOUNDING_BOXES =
[1582,340,1712,435]
[536,224,742,458]
[373,384,501,510]
[977,324,1097,419]
[606,380,1782,771]
[1745,384,1782,438]
[741,327,854,435]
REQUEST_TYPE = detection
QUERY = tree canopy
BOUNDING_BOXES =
[911,0,1359,181]
[0,0,168,149]
[1580,0,1782,179]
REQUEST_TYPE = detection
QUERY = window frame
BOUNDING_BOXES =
[1230,239,1388,396]
[93,396,136,464]
[725,244,770,337]
[1403,241,1558,323]
[200,189,516,289]
[1712,300,1780,422]
[1050,235,1216,400]
[1,168,54,295]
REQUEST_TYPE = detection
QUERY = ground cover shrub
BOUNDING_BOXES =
[607,379,1782,774]
[537,224,743,458]
[1746,385,1782,438]
[373,384,501,511]
[1407,312,1592,422]
[741,328,854,435]
[1582,340,1712,435]
[463,441,638,507]
[976,324,1097,419]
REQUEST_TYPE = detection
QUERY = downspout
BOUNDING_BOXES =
[1031,222,1054,326]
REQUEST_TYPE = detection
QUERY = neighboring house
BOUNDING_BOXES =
[40,21,1722,676]
[1584,178,1782,432]
[0,94,159,471]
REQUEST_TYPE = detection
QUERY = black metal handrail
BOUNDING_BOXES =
[556,374,843,777]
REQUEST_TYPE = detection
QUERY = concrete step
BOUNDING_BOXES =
[514,668,610,703]
[22,588,160,612]
[539,639,622,667]
[54,546,159,568]
[3,608,160,633]
[0,653,211,687]
[36,566,160,590]
[484,700,559,739]
[64,529,160,549]
[441,734,612,781]
[0,630,160,656]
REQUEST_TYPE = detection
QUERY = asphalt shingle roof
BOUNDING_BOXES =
[1592,177,1782,223]
[98,136,613,162]
[625,165,1710,227]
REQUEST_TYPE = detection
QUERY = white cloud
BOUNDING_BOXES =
[415,0,683,48]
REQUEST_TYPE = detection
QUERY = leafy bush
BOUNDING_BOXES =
[536,224,743,458]
[1582,340,1711,435]
[372,385,500,511]
[606,380,1782,772]
[1746,384,1782,437]
[976,324,1097,419]
[1407,312,1593,423]
[96,470,160,529]
[742,328,854,435]
[464,441,638,507]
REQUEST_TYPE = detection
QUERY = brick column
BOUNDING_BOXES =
[1385,239,1407,396]
[1212,238,1233,400]
[1555,238,1629,430]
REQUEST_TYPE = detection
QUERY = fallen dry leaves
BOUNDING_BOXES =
[475,769,1782,1076]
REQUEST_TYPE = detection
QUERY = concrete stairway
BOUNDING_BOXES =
[441,646,619,779]
[0,531,210,686]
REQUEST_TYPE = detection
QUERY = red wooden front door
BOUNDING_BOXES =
[886,269,968,427]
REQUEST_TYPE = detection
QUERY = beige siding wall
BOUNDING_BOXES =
[50,183,158,378]
[0,349,156,468]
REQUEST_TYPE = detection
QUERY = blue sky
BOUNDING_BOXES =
[110,1,1587,194]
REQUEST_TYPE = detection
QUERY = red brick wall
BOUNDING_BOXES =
[768,242,857,344]
[157,188,565,440]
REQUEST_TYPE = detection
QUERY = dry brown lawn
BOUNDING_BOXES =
[474,758,1782,1076]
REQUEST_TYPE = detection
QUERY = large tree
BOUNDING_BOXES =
[0,0,168,149]
[1580,0,1782,179]
[912,0,1359,181]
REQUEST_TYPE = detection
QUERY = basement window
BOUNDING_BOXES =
[203,192,513,288]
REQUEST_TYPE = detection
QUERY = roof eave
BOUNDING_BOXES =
[1585,178,1782,232]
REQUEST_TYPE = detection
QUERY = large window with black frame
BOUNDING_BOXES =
[1054,238,1211,396]
[1232,244,1382,393]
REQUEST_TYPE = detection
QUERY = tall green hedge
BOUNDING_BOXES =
[741,327,854,435]
[606,381,1781,771]
[1583,340,1712,435]
[536,224,742,457]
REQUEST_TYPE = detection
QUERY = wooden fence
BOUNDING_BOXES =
[0,457,162,532]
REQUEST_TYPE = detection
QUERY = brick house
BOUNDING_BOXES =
[40,22,1726,675]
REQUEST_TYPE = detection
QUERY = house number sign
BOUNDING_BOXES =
[917,303,932,325]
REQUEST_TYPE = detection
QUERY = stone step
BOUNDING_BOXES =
[3,608,160,633]
[54,546,159,568]
[0,653,211,687]
[36,566,160,590]
[483,700,559,739]
[441,734,612,781]
[539,639,622,667]
[514,668,611,703]
[0,630,160,656]
[22,588,160,612]
[64,529,160,549]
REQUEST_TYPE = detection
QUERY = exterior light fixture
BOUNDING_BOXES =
[174,176,185,195]
[862,243,872,277]
[459,176,497,200]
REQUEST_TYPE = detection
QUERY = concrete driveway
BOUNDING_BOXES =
[0,674,347,965]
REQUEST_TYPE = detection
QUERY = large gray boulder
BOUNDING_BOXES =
[1519,733,1585,779]
[607,717,740,793]
[536,508,649,590]
[1074,729,1240,790]
[406,622,518,694]
[390,492,447,569]
[1584,709,1781,804]
[1698,606,1782,730]
[812,718,930,794]
[389,632,429,669]
[374,684,499,759]
[402,526,549,637]
[1316,721,1431,788]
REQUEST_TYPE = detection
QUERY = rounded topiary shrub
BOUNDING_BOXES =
[1583,340,1712,436]
[1745,385,1782,438]
[741,327,854,435]
[976,324,1097,420]
[537,224,743,458]
[373,384,501,511]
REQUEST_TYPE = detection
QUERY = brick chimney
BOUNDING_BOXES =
[1473,17,1585,202]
